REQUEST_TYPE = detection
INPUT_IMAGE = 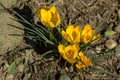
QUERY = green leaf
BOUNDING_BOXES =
[104,29,116,36]
[7,56,25,74]
[118,10,120,20]
[45,64,52,80]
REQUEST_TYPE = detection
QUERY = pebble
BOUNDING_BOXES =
[114,23,120,33]
[95,46,101,53]
[18,63,24,72]
[59,74,71,80]
[6,74,14,80]
[109,23,114,28]
[105,39,117,49]
[86,49,95,54]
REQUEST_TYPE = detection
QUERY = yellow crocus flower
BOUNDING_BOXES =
[36,5,61,28]
[62,25,81,43]
[76,51,92,69]
[81,24,100,44]
[58,44,79,63]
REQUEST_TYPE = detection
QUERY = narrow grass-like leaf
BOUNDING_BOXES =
[118,10,120,20]
[15,13,45,35]
[8,34,24,36]
[15,13,54,45]
[45,64,51,80]
[94,12,112,34]
[91,51,120,62]
[15,13,46,34]
[8,23,24,30]
[41,50,55,58]
[15,12,32,26]
[32,28,54,45]
[9,19,40,35]
[24,35,39,39]
[35,24,49,33]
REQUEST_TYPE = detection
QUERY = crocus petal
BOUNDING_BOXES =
[84,24,92,31]
[76,61,85,69]
[58,44,70,62]
[72,44,79,58]
[82,35,89,44]
[66,25,74,35]
[51,12,61,26]
[66,25,76,42]
[92,33,100,43]
[49,5,56,14]
[62,30,70,42]
[56,13,61,26]
[74,26,80,43]
[65,46,75,63]
[40,9,52,22]
[77,52,92,68]
[48,21,55,28]
[58,44,65,56]
[75,26,81,34]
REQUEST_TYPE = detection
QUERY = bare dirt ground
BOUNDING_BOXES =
[0,0,120,80]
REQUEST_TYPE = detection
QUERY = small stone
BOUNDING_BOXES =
[95,46,101,53]
[114,23,120,33]
[109,23,114,28]
[86,49,95,54]
[105,39,117,49]
[18,63,24,72]
[6,74,14,80]
[59,74,71,80]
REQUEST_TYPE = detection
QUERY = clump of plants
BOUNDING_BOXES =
[8,5,115,75]
[33,5,100,70]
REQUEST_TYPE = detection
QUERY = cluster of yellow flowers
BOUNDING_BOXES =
[58,24,100,69]
[36,5,100,69]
